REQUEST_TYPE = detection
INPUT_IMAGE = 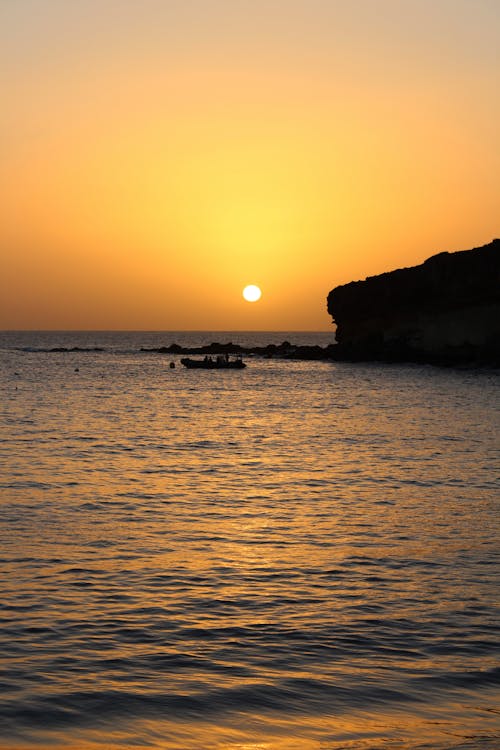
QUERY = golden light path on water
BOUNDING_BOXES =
[0,331,499,750]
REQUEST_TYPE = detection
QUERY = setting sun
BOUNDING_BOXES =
[243,285,262,302]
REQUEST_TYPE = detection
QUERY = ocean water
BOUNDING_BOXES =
[0,331,499,750]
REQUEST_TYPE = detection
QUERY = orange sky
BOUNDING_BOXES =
[1,0,498,330]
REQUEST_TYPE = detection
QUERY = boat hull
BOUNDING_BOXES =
[180,358,246,369]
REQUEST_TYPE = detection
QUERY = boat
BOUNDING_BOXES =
[180,355,246,369]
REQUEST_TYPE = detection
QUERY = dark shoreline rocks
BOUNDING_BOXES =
[140,340,499,367]
[140,341,338,361]
[327,239,500,366]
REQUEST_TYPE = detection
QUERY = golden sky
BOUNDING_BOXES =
[1,0,499,330]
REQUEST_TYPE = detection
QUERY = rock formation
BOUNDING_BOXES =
[327,239,500,364]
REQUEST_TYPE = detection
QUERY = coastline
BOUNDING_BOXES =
[6,338,500,367]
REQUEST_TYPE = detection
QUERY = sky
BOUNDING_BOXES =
[1,0,499,331]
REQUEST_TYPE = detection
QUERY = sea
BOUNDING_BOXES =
[1,331,499,750]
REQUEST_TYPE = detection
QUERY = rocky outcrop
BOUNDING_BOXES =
[327,239,500,364]
[141,340,338,360]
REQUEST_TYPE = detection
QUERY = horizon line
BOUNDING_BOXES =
[0,328,335,333]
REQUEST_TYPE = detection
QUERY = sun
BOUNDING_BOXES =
[242,285,262,302]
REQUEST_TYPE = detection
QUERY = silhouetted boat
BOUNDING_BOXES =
[180,355,246,369]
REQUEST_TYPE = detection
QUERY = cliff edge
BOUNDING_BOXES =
[327,239,500,364]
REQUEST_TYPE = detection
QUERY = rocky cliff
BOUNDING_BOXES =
[327,239,500,364]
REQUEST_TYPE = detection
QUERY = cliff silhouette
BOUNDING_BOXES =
[327,239,500,364]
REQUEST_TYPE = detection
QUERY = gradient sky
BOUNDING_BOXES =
[1,0,498,330]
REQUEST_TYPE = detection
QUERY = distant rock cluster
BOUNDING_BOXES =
[327,239,500,365]
[141,340,336,360]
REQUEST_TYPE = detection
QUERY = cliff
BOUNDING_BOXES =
[327,239,500,364]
